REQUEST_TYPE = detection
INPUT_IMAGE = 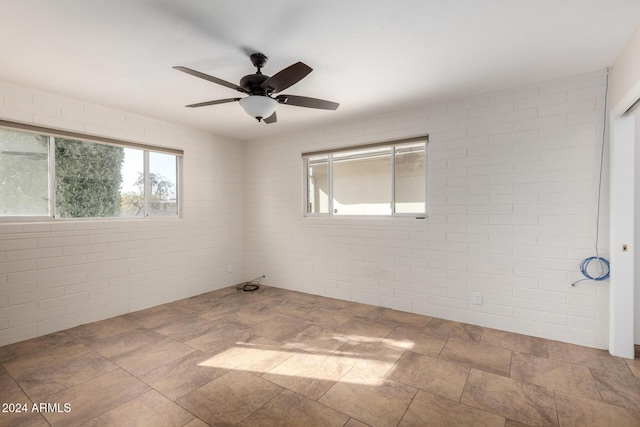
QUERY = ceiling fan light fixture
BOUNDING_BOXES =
[239,95,277,122]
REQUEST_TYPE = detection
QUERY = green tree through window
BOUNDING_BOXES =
[55,138,125,218]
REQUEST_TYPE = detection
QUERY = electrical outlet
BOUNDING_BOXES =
[472,292,482,305]
[228,264,233,273]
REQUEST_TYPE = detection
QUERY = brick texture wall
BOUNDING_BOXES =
[0,70,611,349]
[244,70,610,348]
[0,82,246,346]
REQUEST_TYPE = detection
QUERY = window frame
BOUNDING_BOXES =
[0,120,183,222]
[302,135,428,219]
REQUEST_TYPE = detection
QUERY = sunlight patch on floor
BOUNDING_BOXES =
[197,334,416,385]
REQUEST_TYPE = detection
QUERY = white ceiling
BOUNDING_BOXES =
[0,0,639,142]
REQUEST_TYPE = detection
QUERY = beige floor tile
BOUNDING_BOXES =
[194,293,275,326]
[184,322,253,355]
[0,367,48,427]
[2,285,639,427]
[546,340,630,375]
[177,370,283,426]
[504,420,536,427]
[2,336,93,378]
[110,337,195,376]
[123,304,188,330]
[14,351,118,401]
[263,352,352,400]
[282,325,350,353]
[0,412,49,427]
[344,419,370,427]
[168,293,236,316]
[319,368,417,427]
[272,300,353,329]
[386,350,469,401]
[481,328,548,357]
[79,390,193,427]
[626,358,640,378]
[66,317,138,345]
[591,367,640,416]
[439,338,513,377]
[510,352,600,400]
[426,318,483,342]
[250,314,314,342]
[200,305,275,328]
[335,300,378,318]
[303,307,356,329]
[82,327,167,359]
[398,390,505,427]
[383,326,447,357]
[0,366,24,401]
[460,369,558,426]
[212,334,297,373]
[239,389,349,427]
[181,419,210,427]
[152,313,216,342]
[0,332,73,364]
[333,338,405,376]
[334,317,397,342]
[555,391,639,427]
[139,351,234,400]
[40,369,150,427]
[359,307,433,329]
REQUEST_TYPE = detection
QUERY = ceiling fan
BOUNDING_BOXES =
[174,53,339,124]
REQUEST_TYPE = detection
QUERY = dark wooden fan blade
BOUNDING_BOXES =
[261,62,312,93]
[263,111,277,124]
[174,66,248,93]
[185,98,241,108]
[275,95,339,110]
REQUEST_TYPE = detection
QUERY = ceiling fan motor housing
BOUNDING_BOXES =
[240,73,269,95]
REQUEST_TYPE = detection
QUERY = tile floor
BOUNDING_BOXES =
[0,285,639,427]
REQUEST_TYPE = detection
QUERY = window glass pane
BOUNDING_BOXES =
[148,151,177,216]
[307,156,329,214]
[333,147,392,215]
[55,138,126,218]
[0,129,49,216]
[395,143,426,213]
[119,148,144,217]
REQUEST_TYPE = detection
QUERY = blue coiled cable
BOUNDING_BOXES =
[571,68,610,287]
[577,256,610,282]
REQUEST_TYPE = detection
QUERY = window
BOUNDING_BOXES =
[303,136,427,216]
[0,128,49,216]
[0,123,182,220]
[306,156,329,214]
[148,151,178,216]
[333,147,393,215]
[119,147,145,217]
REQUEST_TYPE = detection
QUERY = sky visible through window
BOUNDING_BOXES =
[120,148,142,193]
[120,148,176,193]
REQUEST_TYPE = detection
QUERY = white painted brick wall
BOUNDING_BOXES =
[0,70,612,350]
[0,82,245,346]
[245,70,610,349]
